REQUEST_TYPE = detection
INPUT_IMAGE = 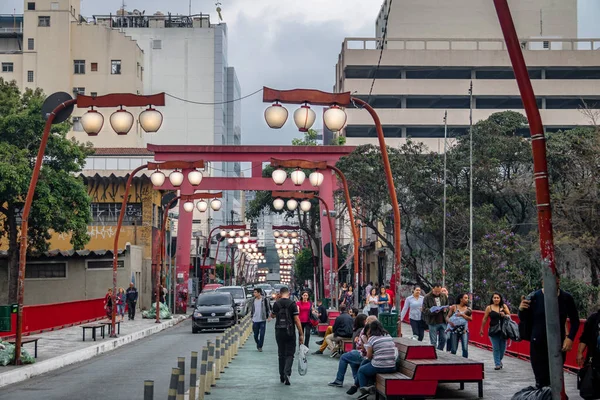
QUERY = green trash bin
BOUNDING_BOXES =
[0,304,14,332]
[379,312,399,337]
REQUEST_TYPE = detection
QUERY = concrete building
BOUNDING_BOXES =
[336,0,600,152]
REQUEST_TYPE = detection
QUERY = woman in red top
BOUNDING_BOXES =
[297,291,314,347]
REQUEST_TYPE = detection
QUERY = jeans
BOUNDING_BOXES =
[275,329,296,378]
[409,319,425,341]
[117,304,125,317]
[357,360,396,388]
[252,321,266,349]
[489,334,507,367]
[428,323,447,350]
[335,350,364,383]
[301,322,311,347]
[127,300,136,319]
[450,331,469,358]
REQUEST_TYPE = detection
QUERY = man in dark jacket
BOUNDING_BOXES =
[316,299,328,323]
[325,305,354,357]
[126,282,138,320]
[271,286,303,385]
[421,283,449,350]
[519,273,579,388]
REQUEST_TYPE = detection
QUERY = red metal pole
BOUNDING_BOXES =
[14,98,77,365]
[350,97,402,332]
[315,195,337,303]
[111,164,148,337]
[328,166,360,309]
[493,2,563,399]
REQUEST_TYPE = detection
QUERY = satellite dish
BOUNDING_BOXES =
[162,192,178,209]
[41,92,74,125]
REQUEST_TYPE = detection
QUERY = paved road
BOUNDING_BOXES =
[0,320,216,400]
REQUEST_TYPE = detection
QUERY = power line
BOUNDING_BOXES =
[165,88,263,105]
[367,0,393,105]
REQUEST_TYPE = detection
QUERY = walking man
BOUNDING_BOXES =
[271,286,304,385]
[421,283,449,350]
[251,288,271,352]
[126,282,138,320]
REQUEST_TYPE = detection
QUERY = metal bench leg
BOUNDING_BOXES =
[83,329,85,342]
[34,341,38,358]
[460,382,464,390]
[478,381,483,398]
[92,328,96,341]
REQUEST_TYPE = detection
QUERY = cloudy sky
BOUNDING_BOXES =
[2,0,599,145]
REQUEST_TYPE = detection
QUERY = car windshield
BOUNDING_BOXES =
[256,284,272,291]
[273,284,287,290]
[216,288,245,299]
[196,294,231,307]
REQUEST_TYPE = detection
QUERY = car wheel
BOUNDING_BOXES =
[192,326,199,334]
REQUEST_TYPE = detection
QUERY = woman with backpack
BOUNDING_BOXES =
[480,292,511,370]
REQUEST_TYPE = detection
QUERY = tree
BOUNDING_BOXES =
[0,79,93,302]
[294,247,315,282]
[291,128,318,146]
[215,263,232,282]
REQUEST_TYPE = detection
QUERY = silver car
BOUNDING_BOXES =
[215,286,252,317]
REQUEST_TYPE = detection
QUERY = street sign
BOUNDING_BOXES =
[41,92,74,124]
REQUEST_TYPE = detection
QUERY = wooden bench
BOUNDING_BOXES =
[375,337,484,399]
[81,323,106,341]
[317,323,329,335]
[98,320,121,335]
[341,338,354,353]
[6,336,40,358]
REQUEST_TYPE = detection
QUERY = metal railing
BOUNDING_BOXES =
[0,27,23,33]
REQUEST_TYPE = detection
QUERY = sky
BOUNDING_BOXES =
[1,0,599,145]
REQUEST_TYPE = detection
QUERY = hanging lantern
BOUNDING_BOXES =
[264,102,289,129]
[309,171,324,187]
[187,170,203,186]
[109,107,134,135]
[273,198,285,210]
[286,199,298,211]
[150,171,166,186]
[290,169,306,186]
[293,103,316,132]
[139,107,163,133]
[196,200,208,212]
[323,104,347,132]
[300,200,312,212]
[80,108,104,136]
[169,170,184,187]
[210,198,222,211]
[183,201,195,213]
[272,169,287,185]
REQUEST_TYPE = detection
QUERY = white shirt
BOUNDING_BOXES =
[252,298,264,323]
[400,295,424,321]
[367,295,379,308]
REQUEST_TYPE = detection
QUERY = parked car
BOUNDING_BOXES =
[255,283,274,299]
[192,292,237,333]
[270,284,289,304]
[215,286,252,317]
[202,283,223,293]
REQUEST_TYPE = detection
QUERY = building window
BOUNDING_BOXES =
[87,260,124,269]
[74,60,85,74]
[90,92,97,97]
[543,41,550,49]
[90,203,142,226]
[25,262,67,279]
[51,2,59,10]
[38,16,50,27]
[91,62,98,72]
[72,87,85,97]
[2,63,13,72]
[27,2,35,10]
[111,60,121,75]
[72,116,83,131]
[28,38,34,50]
[152,39,162,49]
[27,70,34,82]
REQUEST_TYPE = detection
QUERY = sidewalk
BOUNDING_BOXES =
[208,322,580,400]
[0,313,190,388]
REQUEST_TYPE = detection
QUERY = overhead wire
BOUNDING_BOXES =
[367,0,393,105]
[165,88,263,105]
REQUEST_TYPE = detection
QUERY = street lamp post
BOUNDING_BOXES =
[14,92,165,364]
[263,87,400,328]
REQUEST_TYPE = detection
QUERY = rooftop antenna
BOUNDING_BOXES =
[216,1,223,21]
[189,0,192,16]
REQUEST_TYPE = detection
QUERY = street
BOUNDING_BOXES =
[0,320,216,400]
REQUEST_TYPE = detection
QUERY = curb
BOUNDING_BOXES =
[0,314,190,388]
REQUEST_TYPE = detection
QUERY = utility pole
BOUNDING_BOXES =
[468,81,474,305]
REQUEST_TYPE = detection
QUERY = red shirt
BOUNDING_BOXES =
[386,289,394,305]
[296,301,312,323]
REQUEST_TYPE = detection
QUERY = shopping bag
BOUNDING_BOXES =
[297,344,309,376]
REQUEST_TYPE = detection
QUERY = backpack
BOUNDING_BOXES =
[275,300,295,335]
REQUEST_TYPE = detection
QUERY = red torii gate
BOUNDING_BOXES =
[148,144,355,311]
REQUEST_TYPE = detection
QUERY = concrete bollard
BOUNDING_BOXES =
[189,351,198,400]
[177,357,185,400]
[167,368,180,400]
[219,335,226,374]
[208,341,217,387]
[198,347,208,400]
[224,330,231,367]
[143,380,154,400]
[214,337,221,380]
[205,341,214,394]
[233,326,239,356]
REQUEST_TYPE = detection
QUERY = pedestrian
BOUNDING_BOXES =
[313,305,354,356]
[126,282,138,320]
[356,320,398,399]
[328,314,372,392]
[366,288,379,317]
[378,286,390,314]
[251,288,271,352]
[104,288,113,319]
[421,283,449,350]
[518,272,580,388]
[316,299,328,324]
[480,292,511,370]
[296,291,313,347]
[400,285,425,341]
[116,287,126,322]
[339,282,348,305]
[343,285,355,307]
[364,282,373,306]
[447,293,472,358]
[271,286,304,385]
[576,305,600,398]
[385,284,395,311]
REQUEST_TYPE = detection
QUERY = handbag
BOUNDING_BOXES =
[578,363,599,399]
[489,320,504,337]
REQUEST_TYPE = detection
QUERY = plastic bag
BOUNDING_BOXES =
[0,341,36,366]
[141,302,172,319]
[297,344,309,376]
[510,386,552,400]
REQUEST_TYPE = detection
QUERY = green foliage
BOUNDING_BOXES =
[291,128,318,146]
[294,247,314,282]
[0,78,93,302]
[215,263,232,281]
[559,278,600,318]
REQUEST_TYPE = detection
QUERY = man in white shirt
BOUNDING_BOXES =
[251,288,271,352]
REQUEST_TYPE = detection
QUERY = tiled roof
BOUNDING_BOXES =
[0,249,126,259]
[92,148,154,156]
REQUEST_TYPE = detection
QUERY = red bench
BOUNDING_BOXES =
[375,337,484,399]
[317,323,329,335]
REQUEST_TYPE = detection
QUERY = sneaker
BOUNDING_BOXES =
[315,340,324,345]
[313,350,323,355]
[284,376,291,386]
[258,348,262,352]
[330,350,339,358]
[346,386,358,395]
[357,392,370,400]
[494,365,501,370]
[328,380,343,388]
[359,385,375,395]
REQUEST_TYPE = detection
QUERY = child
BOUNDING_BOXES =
[446,308,472,334]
